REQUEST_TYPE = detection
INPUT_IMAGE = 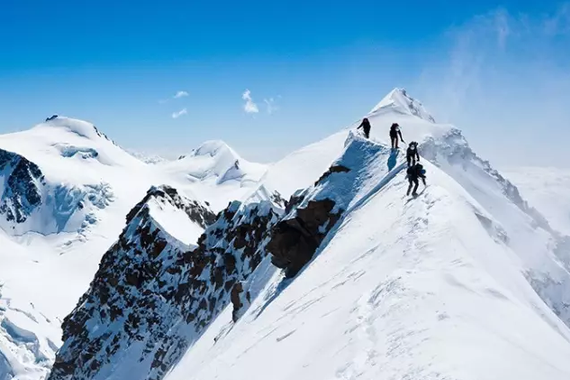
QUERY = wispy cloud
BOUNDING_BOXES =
[173,90,189,99]
[544,3,570,35]
[264,97,279,114]
[171,108,188,119]
[242,89,259,114]
[415,4,570,166]
[159,90,189,104]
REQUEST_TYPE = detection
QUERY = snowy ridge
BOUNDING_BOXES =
[48,187,281,380]
[167,132,570,380]
[3,89,570,380]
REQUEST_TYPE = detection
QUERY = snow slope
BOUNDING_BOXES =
[167,132,570,380]
[503,166,570,236]
[0,117,265,379]
[4,89,570,380]
[260,88,446,200]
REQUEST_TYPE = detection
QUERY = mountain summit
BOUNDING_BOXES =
[370,88,436,123]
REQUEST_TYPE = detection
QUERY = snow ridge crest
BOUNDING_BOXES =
[371,88,436,123]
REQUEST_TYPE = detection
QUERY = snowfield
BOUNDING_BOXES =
[2,89,570,380]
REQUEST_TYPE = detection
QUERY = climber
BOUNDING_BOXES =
[406,141,420,167]
[390,123,405,149]
[357,118,371,139]
[406,162,426,196]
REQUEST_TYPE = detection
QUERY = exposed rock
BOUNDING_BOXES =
[0,148,45,224]
[48,189,280,380]
[315,165,350,185]
[268,198,341,278]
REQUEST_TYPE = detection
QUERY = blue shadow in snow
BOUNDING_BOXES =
[387,148,399,171]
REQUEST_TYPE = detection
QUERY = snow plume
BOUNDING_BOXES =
[171,108,187,119]
[242,89,259,114]
[416,4,570,167]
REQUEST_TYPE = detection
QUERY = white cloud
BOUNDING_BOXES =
[174,90,189,99]
[264,97,279,114]
[159,90,189,104]
[242,89,259,114]
[171,108,188,119]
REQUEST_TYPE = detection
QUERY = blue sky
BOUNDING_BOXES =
[1,1,569,167]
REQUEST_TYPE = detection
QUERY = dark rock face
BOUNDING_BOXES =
[0,149,45,224]
[315,165,350,185]
[268,197,342,278]
[48,188,280,380]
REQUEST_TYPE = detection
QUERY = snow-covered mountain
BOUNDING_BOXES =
[164,89,570,380]
[3,89,570,380]
[0,117,269,379]
[157,140,268,211]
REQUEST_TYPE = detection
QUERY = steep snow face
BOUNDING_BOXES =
[167,136,570,380]
[0,147,115,236]
[159,140,268,211]
[502,166,570,236]
[0,116,150,236]
[48,187,281,380]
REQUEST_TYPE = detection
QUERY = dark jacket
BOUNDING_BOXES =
[390,124,403,140]
[406,146,420,160]
[406,164,426,180]
[358,119,371,131]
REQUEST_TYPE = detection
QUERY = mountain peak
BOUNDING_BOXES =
[39,115,113,142]
[370,88,436,123]
[191,140,236,158]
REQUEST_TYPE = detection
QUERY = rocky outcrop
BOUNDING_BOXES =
[268,198,342,278]
[268,162,353,278]
[48,188,280,380]
[0,148,45,224]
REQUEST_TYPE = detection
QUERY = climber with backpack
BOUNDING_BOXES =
[357,118,371,139]
[406,162,426,196]
[406,141,420,167]
[390,123,405,149]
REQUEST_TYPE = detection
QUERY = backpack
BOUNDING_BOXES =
[416,163,426,175]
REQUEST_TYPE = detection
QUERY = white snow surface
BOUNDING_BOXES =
[2,90,570,380]
[167,132,570,380]
[503,166,570,236]
[146,196,204,249]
